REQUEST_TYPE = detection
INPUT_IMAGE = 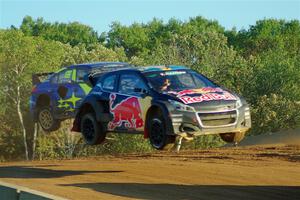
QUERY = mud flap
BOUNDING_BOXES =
[71,116,80,132]
[144,129,149,139]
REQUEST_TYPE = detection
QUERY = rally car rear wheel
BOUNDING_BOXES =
[149,114,175,150]
[81,113,106,145]
[219,132,246,144]
[38,107,60,132]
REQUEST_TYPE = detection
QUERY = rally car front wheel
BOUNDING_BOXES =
[219,132,246,144]
[81,113,106,145]
[149,114,176,150]
[38,107,60,132]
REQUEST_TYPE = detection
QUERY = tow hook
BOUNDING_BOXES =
[175,132,194,152]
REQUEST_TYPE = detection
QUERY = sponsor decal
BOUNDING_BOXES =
[180,91,236,104]
[168,87,236,104]
[90,91,103,96]
[108,94,144,130]
[64,70,72,79]
[79,83,92,95]
[175,87,224,97]
[160,71,186,76]
[57,92,81,112]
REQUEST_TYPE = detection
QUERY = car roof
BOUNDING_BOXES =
[67,62,129,69]
[89,65,190,79]
[110,65,189,73]
[137,65,189,72]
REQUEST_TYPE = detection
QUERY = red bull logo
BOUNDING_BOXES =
[180,91,236,104]
[108,94,144,130]
[168,87,236,104]
[176,87,224,97]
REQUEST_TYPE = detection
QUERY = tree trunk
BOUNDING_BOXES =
[32,123,39,160]
[16,86,29,160]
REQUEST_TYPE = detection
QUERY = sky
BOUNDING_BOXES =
[1,0,300,34]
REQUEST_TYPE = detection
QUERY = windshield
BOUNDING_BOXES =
[144,70,217,92]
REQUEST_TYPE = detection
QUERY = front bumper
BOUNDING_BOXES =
[169,105,251,136]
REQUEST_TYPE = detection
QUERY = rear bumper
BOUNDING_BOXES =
[170,105,251,136]
[29,97,38,121]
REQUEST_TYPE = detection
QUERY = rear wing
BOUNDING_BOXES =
[32,72,54,85]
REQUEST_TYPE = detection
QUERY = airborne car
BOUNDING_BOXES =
[72,65,251,150]
[30,62,130,131]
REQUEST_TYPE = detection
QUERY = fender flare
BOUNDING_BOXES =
[72,95,112,132]
[146,101,175,136]
[80,95,112,122]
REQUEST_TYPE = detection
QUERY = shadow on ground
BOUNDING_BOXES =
[0,166,123,179]
[60,182,300,200]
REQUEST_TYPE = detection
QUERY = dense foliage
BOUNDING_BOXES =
[0,16,299,160]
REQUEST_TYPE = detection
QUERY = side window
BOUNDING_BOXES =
[57,69,73,84]
[50,74,58,84]
[193,74,209,88]
[102,75,117,91]
[76,69,89,82]
[119,74,147,95]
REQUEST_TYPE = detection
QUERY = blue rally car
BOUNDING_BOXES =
[30,62,130,131]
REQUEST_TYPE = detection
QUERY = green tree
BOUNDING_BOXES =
[226,19,300,57]
[0,30,66,160]
[0,29,127,160]
[20,16,100,46]
[107,17,224,58]
[107,22,150,57]
[225,19,300,134]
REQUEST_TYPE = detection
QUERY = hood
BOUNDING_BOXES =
[166,87,237,105]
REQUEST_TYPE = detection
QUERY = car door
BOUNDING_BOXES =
[71,67,92,109]
[53,68,82,118]
[73,67,92,96]
[108,72,151,132]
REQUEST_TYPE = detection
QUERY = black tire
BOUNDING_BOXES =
[148,113,176,150]
[38,106,60,132]
[219,132,246,144]
[81,113,106,145]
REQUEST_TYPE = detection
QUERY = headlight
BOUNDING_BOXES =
[168,100,196,112]
[236,97,243,108]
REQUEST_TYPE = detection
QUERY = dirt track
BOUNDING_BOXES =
[0,145,300,200]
